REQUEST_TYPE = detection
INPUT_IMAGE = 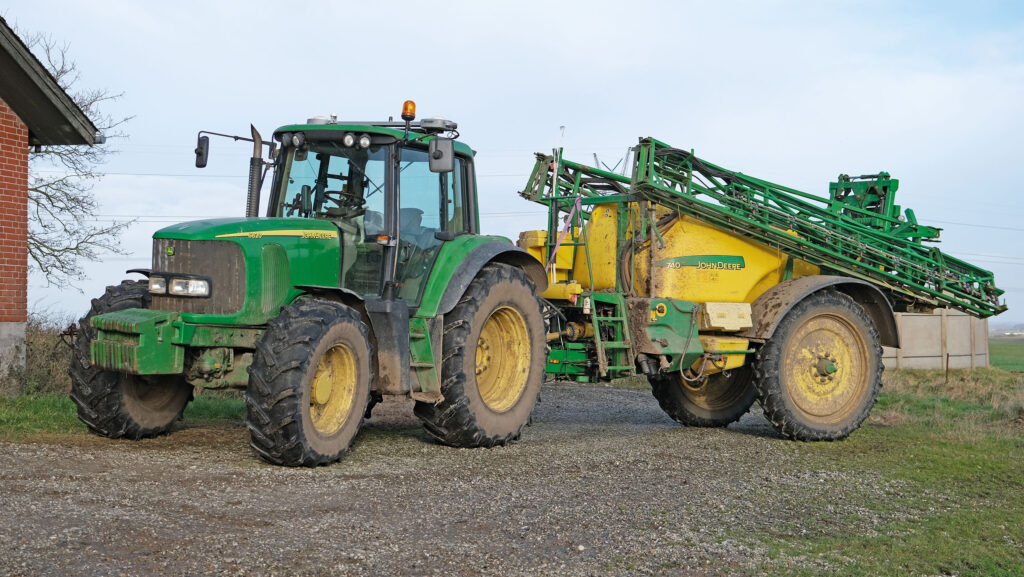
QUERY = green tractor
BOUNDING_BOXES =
[69,101,549,466]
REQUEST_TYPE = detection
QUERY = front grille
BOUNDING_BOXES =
[150,239,245,315]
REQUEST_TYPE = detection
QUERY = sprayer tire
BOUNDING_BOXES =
[68,280,192,439]
[648,367,756,427]
[754,290,882,441]
[414,264,545,448]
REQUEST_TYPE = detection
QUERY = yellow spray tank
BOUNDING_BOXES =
[521,202,818,310]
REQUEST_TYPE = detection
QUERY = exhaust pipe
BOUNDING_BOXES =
[246,125,262,218]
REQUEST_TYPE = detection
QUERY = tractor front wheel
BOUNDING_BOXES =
[68,280,192,439]
[754,290,882,441]
[414,264,545,447]
[246,298,372,466]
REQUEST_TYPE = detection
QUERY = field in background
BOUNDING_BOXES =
[989,335,1024,372]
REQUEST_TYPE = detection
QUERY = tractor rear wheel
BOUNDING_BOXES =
[754,290,882,441]
[414,264,545,447]
[246,299,372,466]
[648,367,756,427]
[68,280,192,439]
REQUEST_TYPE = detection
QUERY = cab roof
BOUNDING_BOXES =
[273,122,474,156]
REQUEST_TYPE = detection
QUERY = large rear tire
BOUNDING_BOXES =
[649,367,757,427]
[754,290,882,441]
[68,280,192,439]
[414,264,545,448]
[246,298,373,466]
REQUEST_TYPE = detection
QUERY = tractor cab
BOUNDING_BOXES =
[267,104,475,305]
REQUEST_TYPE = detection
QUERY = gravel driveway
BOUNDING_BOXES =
[0,382,902,576]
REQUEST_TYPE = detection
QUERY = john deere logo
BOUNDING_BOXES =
[657,255,745,271]
[166,246,175,256]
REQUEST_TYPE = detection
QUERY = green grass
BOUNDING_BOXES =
[989,337,1024,372]
[0,393,245,439]
[755,368,1024,577]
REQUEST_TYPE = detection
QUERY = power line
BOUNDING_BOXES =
[33,169,532,179]
[93,210,547,219]
[954,251,1024,262]
[929,219,1024,233]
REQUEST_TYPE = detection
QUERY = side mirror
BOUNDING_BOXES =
[428,137,454,173]
[195,135,210,168]
[300,185,313,213]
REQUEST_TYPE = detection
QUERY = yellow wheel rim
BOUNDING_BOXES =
[309,343,357,436]
[475,306,531,413]
[782,312,869,424]
[682,370,749,411]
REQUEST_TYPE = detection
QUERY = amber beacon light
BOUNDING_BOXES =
[401,100,416,121]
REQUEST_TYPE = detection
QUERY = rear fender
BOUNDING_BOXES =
[740,275,900,348]
[421,240,546,318]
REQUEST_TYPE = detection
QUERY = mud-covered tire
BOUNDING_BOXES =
[648,367,757,427]
[754,290,882,441]
[246,298,373,467]
[414,264,545,448]
[68,280,193,439]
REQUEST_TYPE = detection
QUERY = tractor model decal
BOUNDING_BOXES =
[656,255,746,271]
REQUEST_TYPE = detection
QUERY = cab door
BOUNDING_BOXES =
[395,146,468,305]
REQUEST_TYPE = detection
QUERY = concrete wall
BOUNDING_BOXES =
[883,308,988,370]
[0,96,27,375]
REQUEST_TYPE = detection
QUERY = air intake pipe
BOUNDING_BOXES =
[246,125,262,218]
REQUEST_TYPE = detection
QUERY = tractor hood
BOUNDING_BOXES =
[146,217,342,326]
[153,217,338,242]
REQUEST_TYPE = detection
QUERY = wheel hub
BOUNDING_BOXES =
[309,343,357,436]
[813,354,838,380]
[783,313,868,420]
[475,339,491,375]
[475,306,531,413]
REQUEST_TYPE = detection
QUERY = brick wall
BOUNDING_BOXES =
[0,96,27,324]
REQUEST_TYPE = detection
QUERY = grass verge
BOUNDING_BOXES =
[754,368,1023,576]
[0,393,245,439]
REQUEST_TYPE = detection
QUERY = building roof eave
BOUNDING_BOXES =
[0,17,97,146]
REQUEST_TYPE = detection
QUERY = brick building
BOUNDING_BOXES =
[0,17,98,374]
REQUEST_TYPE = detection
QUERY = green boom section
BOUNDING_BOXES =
[521,138,1005,317]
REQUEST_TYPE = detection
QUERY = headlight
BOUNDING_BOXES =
[342,133,355,147]
[148,276,167,294]
[358,134,371,149]
[169,278,210,297]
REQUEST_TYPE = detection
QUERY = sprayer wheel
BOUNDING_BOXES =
[754,290,882,441]
[648,367,756,427]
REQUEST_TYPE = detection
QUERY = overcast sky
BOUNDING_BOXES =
[6,0,1024,324]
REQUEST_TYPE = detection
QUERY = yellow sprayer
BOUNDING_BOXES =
[518,138,1004,440]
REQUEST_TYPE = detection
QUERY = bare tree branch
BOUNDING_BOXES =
[18,29,135,286]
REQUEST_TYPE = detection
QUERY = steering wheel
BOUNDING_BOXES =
[323,189,359,209]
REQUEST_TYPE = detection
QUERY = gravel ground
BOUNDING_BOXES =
[0,382,910,576]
